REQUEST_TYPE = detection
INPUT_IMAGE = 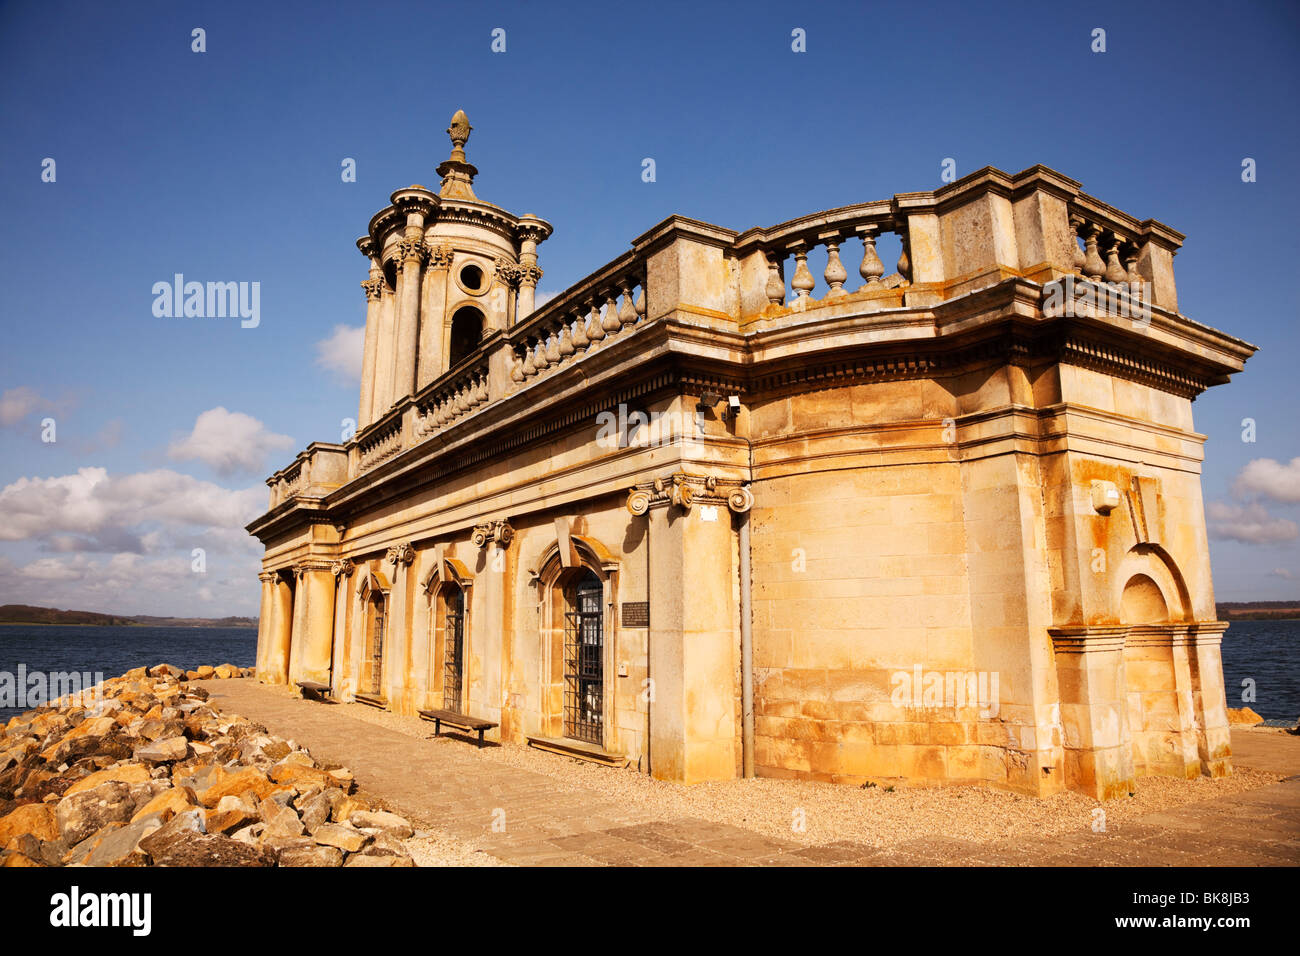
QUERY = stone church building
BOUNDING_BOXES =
[248,111,1255,799]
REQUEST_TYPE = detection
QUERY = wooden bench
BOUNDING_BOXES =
[418,708,498,748]
[297,680,331,702]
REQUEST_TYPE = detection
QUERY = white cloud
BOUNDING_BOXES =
[1233,457,1300,503]
[167,407,294,477]
[314,324,364,384]
[1206,500,1298,544]
[0,467,265,553]
[534,290,559,308]
[0,386,70,428]
[1270,567,1293,579]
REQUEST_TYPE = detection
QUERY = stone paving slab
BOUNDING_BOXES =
[202,679,1300,867]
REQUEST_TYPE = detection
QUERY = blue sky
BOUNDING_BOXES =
[0,0,1297,615]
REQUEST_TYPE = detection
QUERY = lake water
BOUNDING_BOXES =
[0,624,256,721]
[0,619,1295,723]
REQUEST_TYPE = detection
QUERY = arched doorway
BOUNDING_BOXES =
[442,583,466,711]
[448,306,483,368]
[564,568,604,744]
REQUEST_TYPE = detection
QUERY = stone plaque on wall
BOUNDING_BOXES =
[621,601,649,627]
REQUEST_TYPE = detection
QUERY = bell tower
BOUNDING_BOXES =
[355,110,553,429]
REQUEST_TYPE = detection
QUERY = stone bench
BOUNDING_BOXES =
[418,708,498,748]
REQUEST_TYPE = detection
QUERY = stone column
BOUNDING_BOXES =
[329,560,354,699]
[288,563,336,686]
[373,285,397,417]
[254,572,275,679]
[384,544,416,712]
[264,572,293,685]
[515,219,549,319]
[418,244,452,386]
[390,190,434,403]
[634,478,744,783]
[357,238,384,428]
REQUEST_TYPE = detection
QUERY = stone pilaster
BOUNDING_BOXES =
[1049,626,1136,800]
[254,571,275,679]
[383,544,416,711]
[329,559,354,699]
[263,571,294,685]
[629,475,751,782]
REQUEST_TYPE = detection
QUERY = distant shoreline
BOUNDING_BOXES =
[0,622,258,629]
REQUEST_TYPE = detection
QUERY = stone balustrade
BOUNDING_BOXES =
[354,414,403,475]
[508,254,647,385]
[267,444,349,507]
[413,356,490,440]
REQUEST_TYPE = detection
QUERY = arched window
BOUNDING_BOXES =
[448,306,484,368]
[366,590,387,698]
[563,569,604,744]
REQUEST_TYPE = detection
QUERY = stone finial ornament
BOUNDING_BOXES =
[447,109,472,161]
[438,109,479,200]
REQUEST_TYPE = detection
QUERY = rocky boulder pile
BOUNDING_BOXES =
[0,664,416,867]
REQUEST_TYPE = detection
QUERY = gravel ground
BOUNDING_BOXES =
[328,694,1282,853]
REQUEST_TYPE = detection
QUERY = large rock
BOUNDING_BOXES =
[196,766,286,807]
[131,786,196,823]
[63,762,151,798]
[0,802,58,843]
[277,844,344,867]
[83,815,164,866]
[55,781,135,845]
[269,763,333,791]
[331,793,374,824]
[345,853,415,867]
[313,822,370,853]
[135,736,189,764]
[213,664,240,680]
[260,801,305,840]
[1227,707,1264,725]
[349,809,414,838]
[146,829,273,867]
[205,794,258,835]
[296,789,339,833]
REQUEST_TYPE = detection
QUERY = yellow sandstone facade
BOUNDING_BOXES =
[249,112,1255,799]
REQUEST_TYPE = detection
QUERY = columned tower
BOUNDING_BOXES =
[356,110,552,428]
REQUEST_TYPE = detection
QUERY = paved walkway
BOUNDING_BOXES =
[202,680,1299,867]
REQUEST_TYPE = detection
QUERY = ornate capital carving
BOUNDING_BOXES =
[626,473,752,515]
[397,237,429,267]
[258,571,277,584]
[427,243,454,271]
[471,519,514,549]
[385,543,415,567]
[331,558,354,578]
[361,277,384,301]
[519,264,543,288]
[494,257,522,288]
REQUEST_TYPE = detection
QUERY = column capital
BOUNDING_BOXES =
[361,277,384,301]
[471,519,514,549]
[385,543,415,567]
[626,473,752,516]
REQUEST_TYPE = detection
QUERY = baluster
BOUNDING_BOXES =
[822,235,847,297]
[510,348,524,383]
[545,329,561,364]
[856,226,885,287]
[1081,223,1105,281]
[601,294,621,334]
[619,280,637,327]
[765,255,785,305]
[1123,241,1143,293]
[535,339,550,371]
[896,232,912,282]
[1070,216,1087,276]
[522,341,537,376]
[790,242,815,299]
[558,322,574,359]
[586,303,605,344]
[1104,232,1127,285]
[634,282,646,322]
[571,309,589,350]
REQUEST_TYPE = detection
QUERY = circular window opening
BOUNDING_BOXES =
[459,264,485,294]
